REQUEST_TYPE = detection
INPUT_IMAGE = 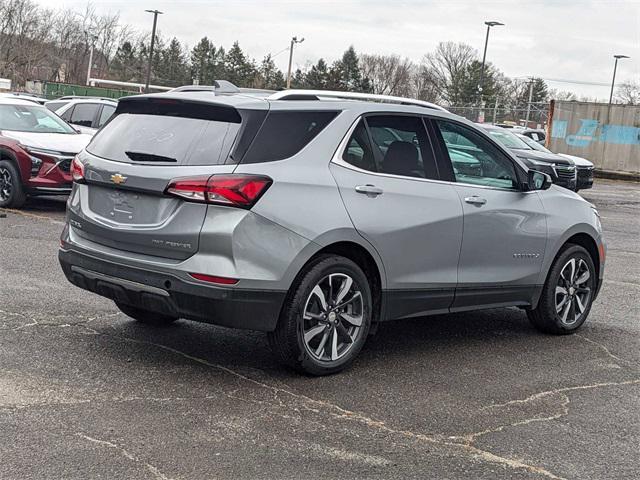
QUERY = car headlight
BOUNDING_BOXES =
[29,155,42,176]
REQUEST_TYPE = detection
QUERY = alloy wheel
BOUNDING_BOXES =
[302,273,364,362]
[0,167,12,202]
[555,257,592,326]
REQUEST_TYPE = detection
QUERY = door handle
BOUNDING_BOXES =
[464,195,487,205]
[355,185,383,196]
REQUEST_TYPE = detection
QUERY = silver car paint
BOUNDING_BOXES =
[61,93,604,323]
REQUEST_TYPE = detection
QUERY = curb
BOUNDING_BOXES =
[594,170,640,182]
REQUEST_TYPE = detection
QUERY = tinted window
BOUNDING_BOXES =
[366,115,438,179]
[98,104,116,127]
[70,103,99,127]
[437,120,518,189]
[87,113,240,165]
[342,121,376,171]
[242,111,338,164]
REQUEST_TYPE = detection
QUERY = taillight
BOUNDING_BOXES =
[165,174,272,208]
[71,156,85,183]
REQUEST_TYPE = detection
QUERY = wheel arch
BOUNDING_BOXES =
[282,231,386,326]
[539,226,602,289]
[0,145,29,183]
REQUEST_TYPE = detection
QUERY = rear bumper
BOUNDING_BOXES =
[59,248,286,332]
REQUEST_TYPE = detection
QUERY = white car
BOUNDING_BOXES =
[45,98,117,135]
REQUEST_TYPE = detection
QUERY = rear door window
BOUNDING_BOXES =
[241,110,338,164]
[366,115,438,179]
[87,113,240,165]
[70,103,100,127]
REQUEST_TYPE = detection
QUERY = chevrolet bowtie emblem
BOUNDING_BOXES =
[110,174,127,185]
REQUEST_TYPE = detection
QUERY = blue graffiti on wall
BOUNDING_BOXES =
[552,118,640,147]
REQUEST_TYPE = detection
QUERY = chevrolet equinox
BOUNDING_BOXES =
[59,87,605,375]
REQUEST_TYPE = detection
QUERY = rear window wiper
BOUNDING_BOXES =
[125,151,177,163]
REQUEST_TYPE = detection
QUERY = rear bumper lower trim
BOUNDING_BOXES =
[59,248,286,332]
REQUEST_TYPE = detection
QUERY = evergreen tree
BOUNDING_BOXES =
[334,46,371,92]
[224,41,256,87]
[459,60,502,106]
[111,41,139,82]
[256,54,285,89]
[290,68,307,89]
[190,37,225,84]
[305,58,329,89]
[156,37,190,86]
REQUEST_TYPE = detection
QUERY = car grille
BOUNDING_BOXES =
[555,166,576,180]
[577,167,594,182]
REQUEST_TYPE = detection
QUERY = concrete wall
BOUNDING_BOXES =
[548,101,639,175]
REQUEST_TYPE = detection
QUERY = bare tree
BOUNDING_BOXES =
[616,81,640,105]
[421,41,477,105]
[359,53,414,96]
[410,63,439,102]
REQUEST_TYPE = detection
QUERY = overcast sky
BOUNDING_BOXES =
[36,0,640,99]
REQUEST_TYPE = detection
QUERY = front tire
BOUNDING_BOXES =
[268,255,372,376]
[0,160,26,209]
[115,302,178,326]
[528,244,596,334]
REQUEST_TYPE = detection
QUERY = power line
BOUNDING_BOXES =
[514,76,611,87]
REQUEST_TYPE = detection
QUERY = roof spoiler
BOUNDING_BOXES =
[115,96,242,123]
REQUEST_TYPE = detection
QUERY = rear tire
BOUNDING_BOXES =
[0,160,27,209]
[115,302,178,326]
[268,255,372,376]
[528,244,596,335]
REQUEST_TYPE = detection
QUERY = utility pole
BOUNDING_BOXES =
[477,21,504,122]
[609,54,630,105]
[286,36,305,89]
[85,33,98,86]
[525,77,534,126]
[144,9,163,93]
[492,97,499,124]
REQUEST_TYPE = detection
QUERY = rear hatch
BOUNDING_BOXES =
[68,95,267,260]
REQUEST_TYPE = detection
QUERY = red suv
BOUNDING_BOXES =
[0,97,92,208]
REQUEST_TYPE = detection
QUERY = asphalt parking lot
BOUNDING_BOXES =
[1,179,638,480]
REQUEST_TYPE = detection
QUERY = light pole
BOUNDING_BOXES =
[478,20,504,122]
[609,54,630,105]
[85,32,98,86]
[286,36,305,89]
[144,9,163,93]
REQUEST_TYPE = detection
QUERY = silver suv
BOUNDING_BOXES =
[59,88,605,375]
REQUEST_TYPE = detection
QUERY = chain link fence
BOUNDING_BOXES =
[447,104,550,128]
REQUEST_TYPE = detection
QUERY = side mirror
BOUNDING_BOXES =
[527,170,552,191]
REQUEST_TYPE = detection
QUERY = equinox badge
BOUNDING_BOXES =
[110,173,127,185]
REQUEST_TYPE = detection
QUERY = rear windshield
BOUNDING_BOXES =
[241,110,339,163]
[87,113,240,165]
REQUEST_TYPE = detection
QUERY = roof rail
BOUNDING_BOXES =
[170,80,241,95]
[268,89,448,112]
